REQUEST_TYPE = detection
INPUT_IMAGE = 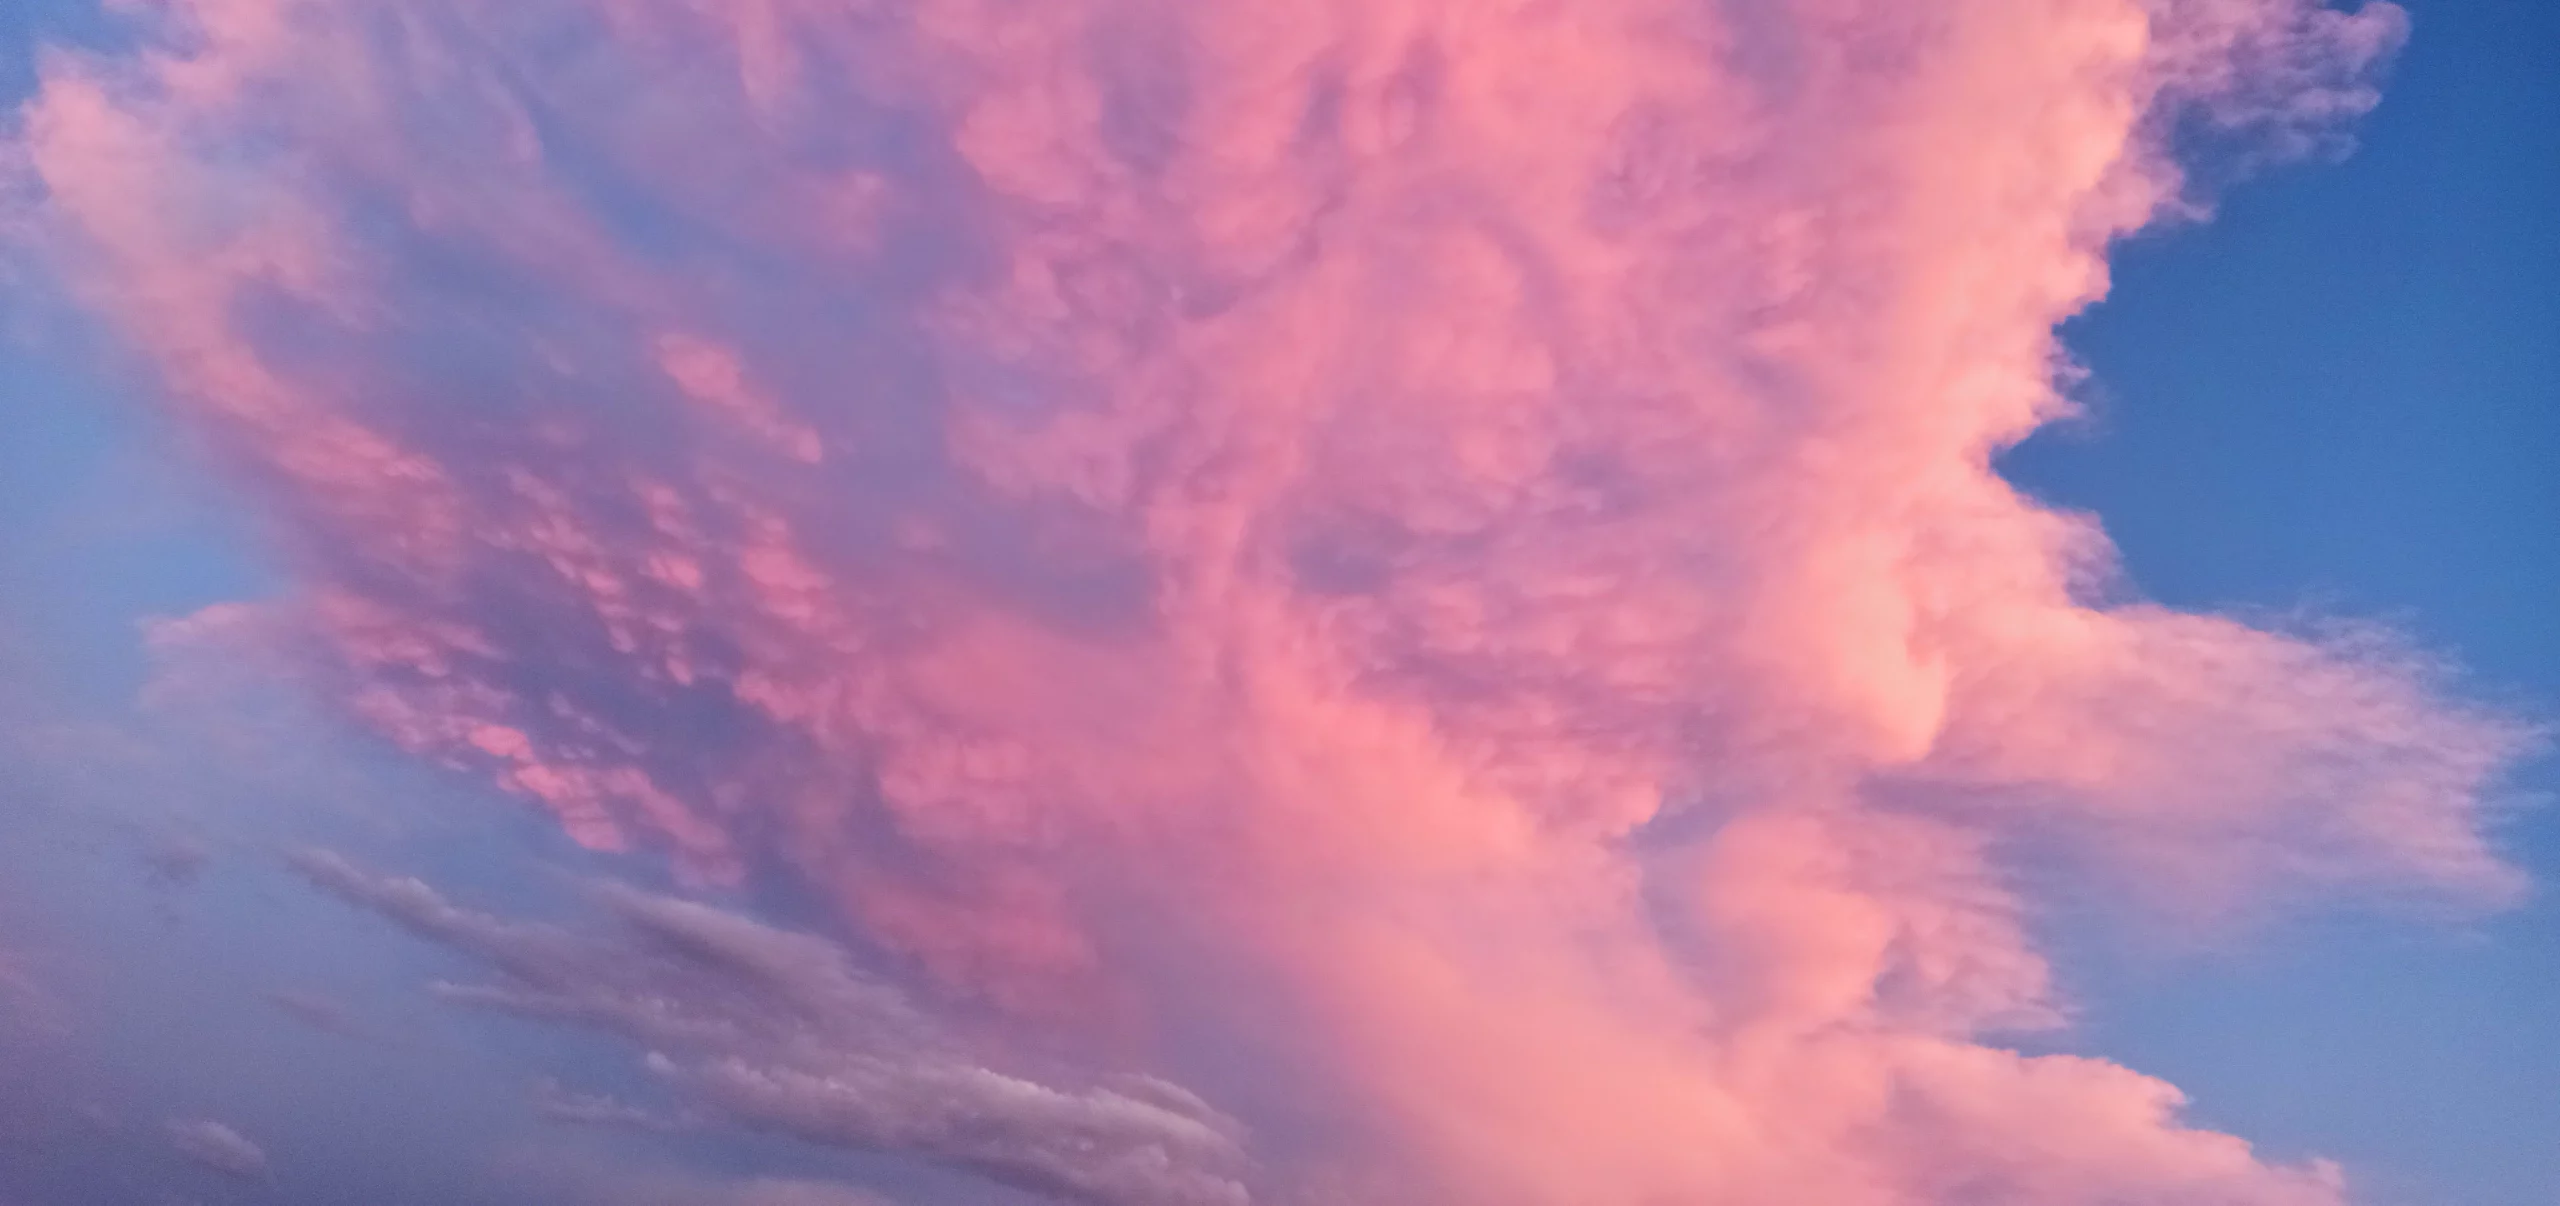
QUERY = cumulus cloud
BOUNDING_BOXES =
[10,0,2535,1204]
[166,1118,267,1181]
[292,851,1250,1206]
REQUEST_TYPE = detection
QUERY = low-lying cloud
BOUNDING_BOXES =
[294,851,1251,1206]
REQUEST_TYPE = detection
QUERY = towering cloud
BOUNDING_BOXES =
[8,1,2530,1204]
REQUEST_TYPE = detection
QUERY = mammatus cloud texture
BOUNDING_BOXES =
[6,0,2538,1203]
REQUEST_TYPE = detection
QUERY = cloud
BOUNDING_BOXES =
[620,1180,903,1206]
[9,1,2533,1204]
[263,989,372,1043]
[530,1078,696,1134]
[499,1149,907,1206]
[0,946,67,1043]
[165,1118,267,1181]
[293,851,1251,1206]
[144,836,211,887]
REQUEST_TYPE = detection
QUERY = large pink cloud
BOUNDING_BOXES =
[8,0,2535,1203]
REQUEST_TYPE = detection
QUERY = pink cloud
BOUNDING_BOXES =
[11,1,2530,1204]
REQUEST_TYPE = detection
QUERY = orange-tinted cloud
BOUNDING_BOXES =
[12,1,2530,1203]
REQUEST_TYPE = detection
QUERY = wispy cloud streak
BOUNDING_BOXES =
[167,1117,268,1181]
[293,851,1251,1206]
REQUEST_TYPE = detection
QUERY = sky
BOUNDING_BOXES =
[0,2,2551,1205]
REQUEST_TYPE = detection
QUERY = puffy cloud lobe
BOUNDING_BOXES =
[291,851,1252,1206]
[166,1118,268,1181]
[11,1,2534,1204]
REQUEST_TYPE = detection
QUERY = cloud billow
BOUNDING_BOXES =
[10,1,2529,1203]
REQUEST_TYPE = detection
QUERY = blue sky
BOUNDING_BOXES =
[0,2,2553,1204]
[2005,2,2560,1199]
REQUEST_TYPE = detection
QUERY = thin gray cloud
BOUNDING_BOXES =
[531,1078,696,1134]
[635,1179,903,1206]
[166,1118,267,1181]
[143,837,210,888]
[291,852,1250,1206]
[263,990,370,1043]
[499,1149,911,1206]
